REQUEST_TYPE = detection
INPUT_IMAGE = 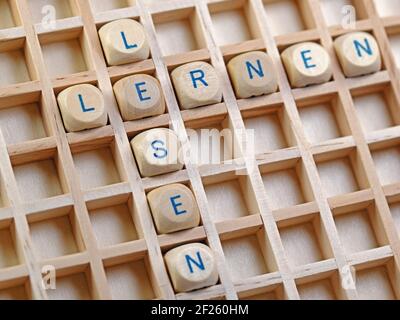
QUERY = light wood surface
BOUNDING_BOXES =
[0,0,398,300]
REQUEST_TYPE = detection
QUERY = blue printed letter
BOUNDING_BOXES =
[354,38,373,58]
[151,140,168,159]
[185,252,205,274]
[121,31,138,50]
[301,50,316,69]
[190,69,208,89]
[78,94,95,113]
[170,195,187,216]
[135,82,151,102]
[246,60,264,80]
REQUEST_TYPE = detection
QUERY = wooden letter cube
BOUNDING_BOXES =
[227,51,278,99]
[171,61,222,110]
[334,32,382,78]
[113,74,166,121]
[147,183,200,234]
[130,128,184,177]
[281,42,333,88]
[98,19,150,66]
[165,243,219,293]
[57,84,108,133]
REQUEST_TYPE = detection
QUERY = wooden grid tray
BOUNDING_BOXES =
[0,0,399,300]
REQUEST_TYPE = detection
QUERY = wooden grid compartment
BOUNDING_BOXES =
[263,0,312,37]
[352,85,400,134]
[88,195,139,248]
[0,93,49,146]
[319,0,367,27]
[373,0,400,18]
[371,142,400,187]
[0,0,399,301]
[242,104,296,154]
[153,7,206,56]
[28,206,83,260]
[105,256,156,300]
[13,151,68,203]
[203,172,258,222]
[315,149,369,198]
[332,201,388,255]
[47,267,93,300]
[0,39,34,87]
[0,219,19,269]
[39,28,89,79]
[278,213,333,268]
[27,0,76,24]
[296,271,344,300]
[0,0,18,29]
[261,159,314,211]
[209,0,260,46]
[90,0,133,13]
[72,142,123,191]
[297,94,351,145]
[221,228,275,282]
[0,279,30,300]
[355,260,400,300]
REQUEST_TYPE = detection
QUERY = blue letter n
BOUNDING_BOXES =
[185,252,205,274]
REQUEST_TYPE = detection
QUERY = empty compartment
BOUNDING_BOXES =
[209,0,259,46]
[0,221,19,269]
[28,0,74,23]
[0,39,33,87]
[0,98,47,145]
[89,201,139,248]
[391,202,400,236]
[389,32,400,68]
[243,106,295,154]
[356,265,397,300]
[14,153,67,202]
[297,94,350,144]
[240,284,284,300]
[186,115,233,166]
[334,205,385,255]
[279,214,332,267]
[374,0,400,17]
[28,208,82,259]
[0,282,29,300]
[222,229,274,281]
[47,270,92,300]
[297,276,339,300]
[73,145,122,190]
[371,145,400,186]
[154,7,205,56]
[0,0,16,29]
[263,0,310,36]
[105,258,156,300]
[261,159,314,211]
[40,29,89,78]
[90,0,131,12]
[353,86,399,133]
[316,149,368,198]
[204,174,257,222]
[320,0,366,26]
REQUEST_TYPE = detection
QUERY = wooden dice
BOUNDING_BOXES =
[130,128,184,177]
[113,74,166,121]
[171,61,222,110]
[147,184,200,234]
[57,84,108,133]
[282,42,333,88]
[334,32,382,78]
[165,243,219,293]
[99,19,150,66]
[227,51,278,99]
